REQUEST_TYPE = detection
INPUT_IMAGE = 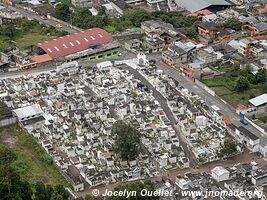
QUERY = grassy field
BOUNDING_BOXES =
[15,33,57,50]
[202,77,237,91]
[0,18,65,51]
[0,124,69,186]
[212,86,262,107]
[257,115,267,123]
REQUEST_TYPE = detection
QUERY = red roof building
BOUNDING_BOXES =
[36,28,113,59]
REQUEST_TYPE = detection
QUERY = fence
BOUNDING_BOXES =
[195,79,215,96]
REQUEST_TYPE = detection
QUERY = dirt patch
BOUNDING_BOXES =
[0,130,18,148]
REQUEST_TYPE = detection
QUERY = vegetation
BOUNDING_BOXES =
[109,180,159,200]
[186,28,198,39]
[202,66,267,106]
[235,76,250,91]
[0,18,65,50]
[224,17,242,31]
[54,6,199,33]
[55,4,71,21]
[0,142,69,199]
[219,139,237,158]
[111,120,141,162]
[0,124,69,186]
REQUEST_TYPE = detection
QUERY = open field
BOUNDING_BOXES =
[0,124,69,186]
[0,18,65,51]
[15,33,57,50]
[209,86,262,107]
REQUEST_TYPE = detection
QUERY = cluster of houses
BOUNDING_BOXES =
[169,162,267,199]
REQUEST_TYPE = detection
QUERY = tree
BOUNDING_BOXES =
[123,8,151,27]
[255,70,266,84]
[111,120,141,161]
[225,18,242,31]
[0,145,32,200]
[219,139,237,158]
[55,4,71,21]
[35,182,48,200]
[186,28,198,39]
[98,6,106,16]
[52,185,69,200]
[110,180,159,200]
[235,76,250,91]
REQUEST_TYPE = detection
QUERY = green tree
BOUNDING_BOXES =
[55,4,71,21]
[51,185,69,200]
[111,120,141,161]
[219,139,237,158]
[255,70,266,84]
[123,8,151,27]
[186,28,198,39]
[0,145,32,200]
[98,6,106,16]
[35,182,48,200]
[225,17,242,31]
[235,76,250,91]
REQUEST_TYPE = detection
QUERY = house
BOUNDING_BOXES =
[180,63,203,81]
[197,22,230,40]
[211,166,230,182]
[240,16,267,36]
[175,176,190,190]
[238,38,267,59]
[197,48,217,63]
[141,20,181,45]
[162,45,187,68]
[143,37,165,53]
[125,39,141,51]
[237,126,260,152]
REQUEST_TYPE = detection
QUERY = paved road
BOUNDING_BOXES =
[117,64,198,167]
[1,3,81,34]
[147,53,267,139]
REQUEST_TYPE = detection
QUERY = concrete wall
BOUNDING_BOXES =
[0,117,17,128]
[195,79,215,96]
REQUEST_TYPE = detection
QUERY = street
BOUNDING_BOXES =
[147,53,267,139]
[117,64,198,167]
[1,3,81,34]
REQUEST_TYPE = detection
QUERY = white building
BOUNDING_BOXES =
[211,166,230,182]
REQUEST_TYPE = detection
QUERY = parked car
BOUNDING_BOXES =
[240,119,248,125]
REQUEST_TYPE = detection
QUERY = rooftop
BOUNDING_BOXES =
[37,28,113,59]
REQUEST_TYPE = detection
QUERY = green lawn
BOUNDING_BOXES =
[0,124,69,187]
[202,77,237,91]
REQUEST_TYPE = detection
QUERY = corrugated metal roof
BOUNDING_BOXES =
[37,28,113,59]
[249,93,267,107]
[175,0,233,13]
